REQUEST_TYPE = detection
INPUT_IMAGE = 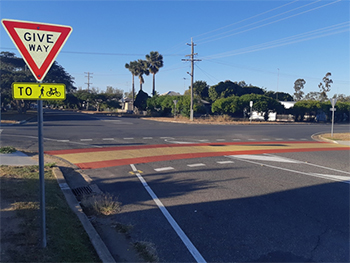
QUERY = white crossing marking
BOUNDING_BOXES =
[217,161,234,164]
[103,138,114,141]
[232,154,302,163]
[275,138,283,140]
[57,140,70,142]
[154,167,174,172]
[262,138,270,141]
[216,139,225,141]
[81,139,93,141]
[130,164,207,263]
[198,139,209,142]
[124,138,134,140]
[187,163,206,167]
[161,137,175,139]
[248,138,256,141]
[143,137,153,139]
[232,139,241,141]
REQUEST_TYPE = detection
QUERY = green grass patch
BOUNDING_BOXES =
[0,165,101,262]
[0,146,16,154]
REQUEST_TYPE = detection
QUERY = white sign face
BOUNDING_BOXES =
[250,101,253,107]
[331,98,337,108]
[14,28,61,68]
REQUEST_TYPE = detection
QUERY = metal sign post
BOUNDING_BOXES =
[250,101,253,124]
[2,19,71,248]
[330,98,337,138]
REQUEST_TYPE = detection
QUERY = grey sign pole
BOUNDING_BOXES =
[330,98,337,138]
[37,89,46,248]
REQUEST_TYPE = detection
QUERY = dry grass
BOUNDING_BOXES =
[321,133,350,141]
[81,193,121,216]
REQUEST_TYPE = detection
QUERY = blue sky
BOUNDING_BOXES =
[1,0,349,99]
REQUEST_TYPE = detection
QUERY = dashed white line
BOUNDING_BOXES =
[143,137,153,139]
[160,137,175,139]
[217,161,234,164]
[123,137,134,140]
[198,139,209,142]
[275,138,283,140]
[103,138,114,141]
[216,139,225,142]
[80,139,93,141]
[248,138,256,141]
[57,140,70,142]
[232,139,241,141]
[154,167,174,172]
[187,163,206,167]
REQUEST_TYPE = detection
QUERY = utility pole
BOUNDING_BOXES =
[84,72,93,91]
[182,38,201,121]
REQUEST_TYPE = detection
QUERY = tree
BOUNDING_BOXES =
[134,90,150,112]
[125,60,138,110]
[305,92,322,101]
[192,80,209,101]
[318,72,332,101]
[135,59,149,91]
[293,78,306,101]
[265,91,293,101]
[145,51,163,96]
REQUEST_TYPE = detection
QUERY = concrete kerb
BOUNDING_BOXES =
[52,167,116,263]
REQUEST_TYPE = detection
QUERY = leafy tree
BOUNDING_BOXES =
[212,96,241,116]
[192,80,209,101]
[135,59,149,91]
[208,80,242,102]
[134,90,150,112]
[318,72,332,101]
[145,51,163,96]
[293,78,306,101]
[304,92,322,101]
[265,91,293,101]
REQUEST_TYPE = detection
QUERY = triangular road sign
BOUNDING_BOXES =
[2,19,72,81]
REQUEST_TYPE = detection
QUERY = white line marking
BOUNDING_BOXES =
[227,156,350,184]
[198,139,209,142]
[300,138,308,141]
[167,141,195,144]
[124,138,134,140]
[248,138,256,141]
[232,139,241,141]
[234,154,302,163]
[143,137,153,139]
[102,138,114,141]
[130,164,206,263]
[57,140,70,142]
[187,163,206,167]
[0,129,3,134]
[161,137,175,139]
[216,139,225,141]
[275,138,283,140]
[154,167,174,172]
[81,139,93,141]
[288,138,296,140]
[264,153,350,175]
[262,138,270,141]
[217,161,234,164]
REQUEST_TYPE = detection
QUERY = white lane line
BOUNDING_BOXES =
[232,139,241,141]
[124,137,134,140]
[288,138,296,140]
[81,139,93,141]
[167,141,195,144]
[275,138,283,140]
[161,137,175,139]
[216,139,225,141]
[248,138,256,141]
[300,138,308,141]
[198,139,209,142]
[57,140,70,142]
[227,156,350,184]
[262,138,270,141]
[130,164,206,263]
[187,163,206,167]
[103,138,114,141]
[154,167,174,172]
[143,137,153,139]
[234,154,302,163]
[217,161,234,164]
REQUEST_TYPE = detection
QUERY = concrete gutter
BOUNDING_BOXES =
[52,167,116,263]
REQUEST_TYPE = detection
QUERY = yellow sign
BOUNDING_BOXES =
[12,83,66,100]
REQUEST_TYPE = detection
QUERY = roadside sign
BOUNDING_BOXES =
[1,19,72,81]
[12,83,66,100]
[250,101,253,107]
[330,98,337,108]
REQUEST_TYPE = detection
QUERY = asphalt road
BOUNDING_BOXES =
[1,110,349,262]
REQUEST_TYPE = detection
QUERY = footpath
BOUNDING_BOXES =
[1,111,349,262]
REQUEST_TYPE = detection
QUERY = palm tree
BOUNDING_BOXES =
[125,61,138,110]
[146,51,163,96]
[135,59,149,91]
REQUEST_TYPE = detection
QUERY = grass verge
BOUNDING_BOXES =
[0,165,101,262]
[321,133,350,141]
[0,146,16,154]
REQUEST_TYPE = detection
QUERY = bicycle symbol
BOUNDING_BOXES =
[46,87,61,97]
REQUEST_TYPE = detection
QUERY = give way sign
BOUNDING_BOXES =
[2,19,72,81]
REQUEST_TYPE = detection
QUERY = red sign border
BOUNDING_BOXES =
[2,19,72,81]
